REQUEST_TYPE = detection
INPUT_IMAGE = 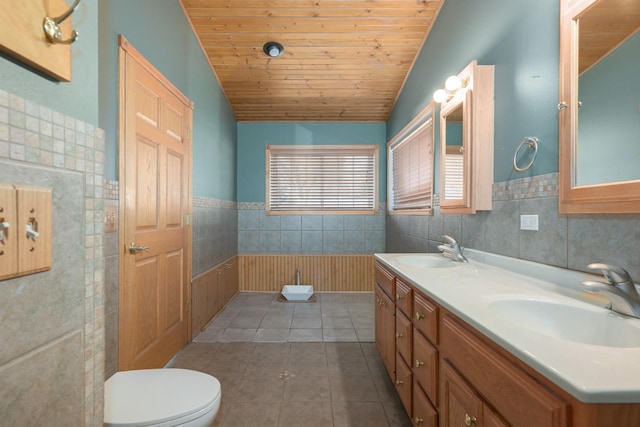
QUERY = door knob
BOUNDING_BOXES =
[128,242,150,254]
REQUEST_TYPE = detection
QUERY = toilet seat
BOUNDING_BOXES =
[104,368,221,427]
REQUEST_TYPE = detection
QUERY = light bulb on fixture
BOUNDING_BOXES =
[263,41,284,57]
[433,89,448,104]
[445,75,462,92]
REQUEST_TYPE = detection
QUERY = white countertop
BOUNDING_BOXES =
[375,250,640,404]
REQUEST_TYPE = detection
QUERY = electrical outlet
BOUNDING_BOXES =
[520,214,539,231]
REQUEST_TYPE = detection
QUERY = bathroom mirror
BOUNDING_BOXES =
[440,96,468,204]
[558,0,640,213]
[438,60,494,214]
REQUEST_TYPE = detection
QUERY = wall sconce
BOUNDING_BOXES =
[263,41,284,58]
[433,75,467,103]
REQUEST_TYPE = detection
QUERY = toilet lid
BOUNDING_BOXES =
[104,368,221,426]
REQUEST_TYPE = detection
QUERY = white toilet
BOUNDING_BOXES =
[104,368,221,427]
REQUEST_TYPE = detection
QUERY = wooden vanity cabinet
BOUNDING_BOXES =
[413,382,438,427]
[395,277,415,414]
[396,278,413,316]
[441,361,508,427]
[375,262,640,427]
[374,262,396,379]
[440,312,568,427]
[413,329,438,405]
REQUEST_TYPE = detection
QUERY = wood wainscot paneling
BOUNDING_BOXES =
[238,255,374,292]
[191,256,239,336]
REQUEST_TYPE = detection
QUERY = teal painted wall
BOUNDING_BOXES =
[0,0,99,125]
[98,0,237,200]
[388,0,559,185]
[237,122,387,202]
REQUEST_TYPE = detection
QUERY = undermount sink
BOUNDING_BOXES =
[397,255,458,269]
[489,298,640,348]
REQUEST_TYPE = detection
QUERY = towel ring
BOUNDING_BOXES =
[513,137,539,172]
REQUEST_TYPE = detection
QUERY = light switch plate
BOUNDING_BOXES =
[104,202,117,233]
[15,186,52,275]
[0,184,18,279]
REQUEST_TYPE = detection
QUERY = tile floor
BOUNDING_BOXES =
[193,292,376,344]
[169,292,412,426]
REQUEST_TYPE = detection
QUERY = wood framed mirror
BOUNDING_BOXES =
[438,60,494,214]
[558,0,640,213]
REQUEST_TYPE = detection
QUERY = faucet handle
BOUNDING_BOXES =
[587,263,633,285]
[442,235,457,246]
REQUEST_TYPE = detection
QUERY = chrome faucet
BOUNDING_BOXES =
[295,267,301,286]
[437,235,468,263]
[582,263,640,318]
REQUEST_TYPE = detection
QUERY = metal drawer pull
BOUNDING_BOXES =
[415,360,424,368]
[396,293,403,300]
[395,379,403,386]
[464,414,477,426]
[414,417,424,425]
[416,311,424,320]
[395,332,403,339]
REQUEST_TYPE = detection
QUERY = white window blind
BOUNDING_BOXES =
[266,145,378,214]
[389,116,434,211]
[444,153,464,200]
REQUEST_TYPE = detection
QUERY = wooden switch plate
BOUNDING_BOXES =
[15,185,52,276]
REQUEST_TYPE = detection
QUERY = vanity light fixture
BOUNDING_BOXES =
[433,75,467,103]
[263,41,284,58]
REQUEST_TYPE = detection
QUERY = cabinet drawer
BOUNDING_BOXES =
[413,330,438,406]
[395,354,413,416]
[395,278,413,317]
[413,292,439,344]
[412,383,438,427]
[441,313,568,427]
[395,309,412,364]
[375,262,395,299]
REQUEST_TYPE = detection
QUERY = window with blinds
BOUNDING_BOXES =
[388,108,434,214]
[266,145,378,214]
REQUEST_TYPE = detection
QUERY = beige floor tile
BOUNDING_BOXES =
[219,402,280,427]
[278,401,334,427]
[235,375,286,402]
[283,375,331,402]
[329,375,380,402]
[323,328,358,342]
[331,402,389,427]
[288,328,324,342]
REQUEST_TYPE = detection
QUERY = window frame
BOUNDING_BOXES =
[265,144,379,215]
[387,102,435,215]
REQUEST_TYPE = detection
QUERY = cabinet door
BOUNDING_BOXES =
[413,329,438,406]
[413,383,438,427]
[396,353,413,416]
[375,284,396,378]
[441,361,482,427]
[414,292,438,344]
[396,278,413,317]
[395,309,412,365]
[375,261,395,298]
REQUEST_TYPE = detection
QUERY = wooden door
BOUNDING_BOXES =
[118,37,193,370]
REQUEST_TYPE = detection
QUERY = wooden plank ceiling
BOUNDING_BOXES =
[180,0,445,122]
